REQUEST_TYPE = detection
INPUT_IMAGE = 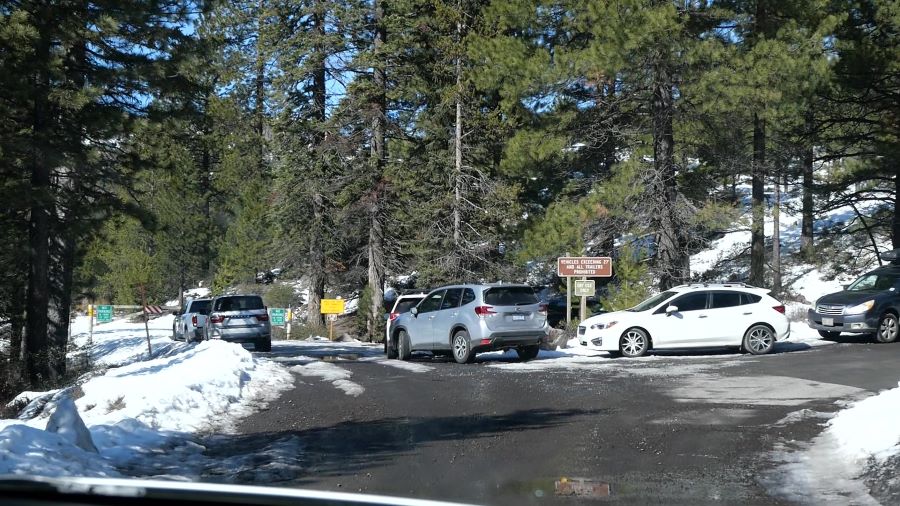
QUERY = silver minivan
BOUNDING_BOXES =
[204,294,272,352]
[389,284,549,363]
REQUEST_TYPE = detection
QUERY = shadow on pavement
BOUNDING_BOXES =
[201,408,605,485]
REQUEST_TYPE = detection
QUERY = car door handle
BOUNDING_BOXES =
[742,312,753,315]
[698,315,708,318]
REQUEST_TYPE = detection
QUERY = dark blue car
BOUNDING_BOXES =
[807,249,900,343]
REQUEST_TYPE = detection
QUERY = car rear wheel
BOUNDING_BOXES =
[255,338,272,352]
[875,313,899,343]
[743,325,775,355]
[516,345,539,361]
[619,328,649,358]
[397,330,412,360]
[452,331,475,364]
[818,330,841,339]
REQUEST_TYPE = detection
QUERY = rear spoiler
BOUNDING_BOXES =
[881,249,900,264]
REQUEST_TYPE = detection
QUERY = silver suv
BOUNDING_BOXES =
[390,284,549,363]
[204,294,272,352]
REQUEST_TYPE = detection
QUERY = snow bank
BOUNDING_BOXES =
[0,317,294,479]
[770,382,900,503]
[827,382,900,464]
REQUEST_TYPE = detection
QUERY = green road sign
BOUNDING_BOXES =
[270,308,286,326]
[573,280,595,297]
[96,305,113,323]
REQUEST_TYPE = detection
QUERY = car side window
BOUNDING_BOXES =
[741,293,762,305]
[711,292,742,309]
[441,289,463,310]
[670,292,708,312]
[418,291,445,314]
[461,289,476,306]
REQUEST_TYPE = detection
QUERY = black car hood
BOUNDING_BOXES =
[817,290,883,306]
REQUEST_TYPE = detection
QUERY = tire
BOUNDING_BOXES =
[743,324,775,355]
[256,338,272,352]
[452,330,475,364]
[875,313,899,343]
[397,330,412,360]
[516,345,540,361]
[172,325,178,341]
[386,336,399,359]
[619,328,649,358]
[818,330,841,339]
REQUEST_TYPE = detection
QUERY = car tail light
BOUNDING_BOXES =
[772,305,786,314]
[389,312,400,321]
[538,303,548,316]
[474,305,496,317]
[191,314,198,326]
[256,313,270,322]
[209,314,224,324]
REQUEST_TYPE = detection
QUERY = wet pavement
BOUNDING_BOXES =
[193,338,900,505]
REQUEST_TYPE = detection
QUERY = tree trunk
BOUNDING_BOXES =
[893,167,900,250]
[800,112,815,259]
[749,112,766,287]
[452,5,463,249]
[48,223,76,377]
[772,175,781,292]
[306,2,327,328]
[24,35,54,387]
[652,63,687,290]
[367,0,386,341]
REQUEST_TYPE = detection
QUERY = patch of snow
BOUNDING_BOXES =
[359,357,435,373]
[669,375,864,406]
[45,396,98,453]
[291,361,364,397]
[773,408,835,426]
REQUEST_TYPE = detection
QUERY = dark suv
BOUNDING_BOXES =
[807,249,900,343]
[204,294,272,352]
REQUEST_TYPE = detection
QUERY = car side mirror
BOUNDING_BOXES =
[842,285,850,290]
[410,307,418,317]
[665,305,678,315]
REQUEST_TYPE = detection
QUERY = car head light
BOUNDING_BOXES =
[590,321,618,330]
[844,300,874,315]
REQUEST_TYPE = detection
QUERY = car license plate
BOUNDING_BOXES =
[822,317,834,327]
[512,314,526,321]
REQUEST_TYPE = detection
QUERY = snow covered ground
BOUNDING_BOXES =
[0,315,293,478]
[767,382,900,504]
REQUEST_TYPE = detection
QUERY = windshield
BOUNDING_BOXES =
[483,287,538,305]
[213,296,264,311]
[394,298,423,313]
[3,3,897,505]
[846,272,900,291]
[628,291,677,312]
[188,300,211,315]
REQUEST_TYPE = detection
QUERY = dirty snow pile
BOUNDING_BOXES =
[0,316,293,478]
[771,382,900,504]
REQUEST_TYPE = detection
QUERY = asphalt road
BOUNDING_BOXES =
[199,336,900,505]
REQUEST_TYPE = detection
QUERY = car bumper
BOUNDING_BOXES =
[209,328,271,343]
[473,330,547,352]
[807,309,878,333]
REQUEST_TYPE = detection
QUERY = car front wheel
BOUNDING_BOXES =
[743,325,775,355]
[875,313,899,343]
[619,328,649,358]
[397,330,412,360]
[452,331,475,364]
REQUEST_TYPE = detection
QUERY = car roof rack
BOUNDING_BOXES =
[674,282,763,289]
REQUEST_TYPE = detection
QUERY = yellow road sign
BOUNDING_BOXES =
[320,299,345,314]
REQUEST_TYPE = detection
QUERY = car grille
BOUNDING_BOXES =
[816,305,844,316]
[578,326,586,335]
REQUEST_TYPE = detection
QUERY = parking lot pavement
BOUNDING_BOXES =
[199,336,900,505]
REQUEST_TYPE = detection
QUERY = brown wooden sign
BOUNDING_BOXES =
[557,256,613,277]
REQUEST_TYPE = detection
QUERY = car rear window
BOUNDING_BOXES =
[214,296,264,312]
[711,292,741,309]
[189,300,211,315]
[742,293,762,305]
[483,287,538,306]
[394,298,423,314]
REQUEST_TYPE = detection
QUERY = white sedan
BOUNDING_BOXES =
[579,283,790,357]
